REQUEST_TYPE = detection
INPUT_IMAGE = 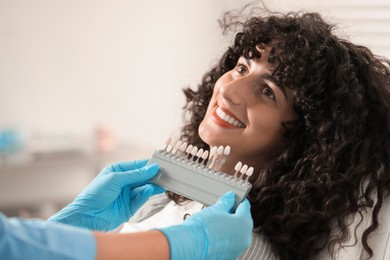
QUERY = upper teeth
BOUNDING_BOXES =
[216,107,245,128]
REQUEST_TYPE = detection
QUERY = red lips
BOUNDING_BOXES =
[211,106,243,129]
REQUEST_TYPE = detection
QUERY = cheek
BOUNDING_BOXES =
[201,83,221,126]
[248,113,286,150]
[205,83,221,110]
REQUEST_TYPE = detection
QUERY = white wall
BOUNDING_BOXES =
[0,0,237,152]
[0,0,389,153]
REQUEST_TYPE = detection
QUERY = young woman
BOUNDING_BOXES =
[122,7,390,260]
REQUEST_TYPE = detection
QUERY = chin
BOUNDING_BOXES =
[199,132,216,147]
[198,122,208,141]
[199,120,231,147]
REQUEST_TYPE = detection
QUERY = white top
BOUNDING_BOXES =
[118,194,277,260]
[119,193,390,259]
[120,199,204,233]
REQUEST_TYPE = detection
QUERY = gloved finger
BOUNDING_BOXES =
[234,199,251,217]
[113,163,160,188]
[129,185,154,215]
[210,191,236,213]
[149,184,166,195]
[110,159,149,172]
[129,184,164,199]
[130,185,152,199]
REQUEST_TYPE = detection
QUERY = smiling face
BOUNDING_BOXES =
[199,46,297,172]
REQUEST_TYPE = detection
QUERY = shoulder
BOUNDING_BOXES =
[238,232,277,260]
[129,193,171,223]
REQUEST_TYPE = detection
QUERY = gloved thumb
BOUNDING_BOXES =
[149,184,166,195]
[213,191,236,213]
[129,184,165,207]
[235,199,251,217]
[129,184,155,215]
[114,163,159,188]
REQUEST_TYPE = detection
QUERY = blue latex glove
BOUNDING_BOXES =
[160,192,253,260]
[48,159,164,231]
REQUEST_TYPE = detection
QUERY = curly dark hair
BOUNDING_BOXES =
[168,6,390,260]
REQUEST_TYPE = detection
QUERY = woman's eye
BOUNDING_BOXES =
[236,63,247,74]
[262,86,275,100]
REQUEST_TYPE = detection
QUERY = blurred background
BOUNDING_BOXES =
[1,0,389,219]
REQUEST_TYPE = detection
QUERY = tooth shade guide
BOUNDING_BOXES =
[166,137,179,153]
[239,164,248,178]
[196,148,203,158]
[158,138,255,183]
[207,146,218,168]
[180,142,187,152]
[247,167,254,177]
[164,137,172,150]
[196,148,204,163]
[175,140,182,148]
[149,143,252,209]
[235,161,242,171]
[190,146,198,160]
[211,145,224,169]
[202,150,209,160]
[217,146,224,156]
[233,161,243,177]
[209,146,217,158]
[185,144,193,155]
[169,138,178,149]
[243,167,254,181]
[206,146,217,168]
[166,145,173,153]
[215,145,230,172]
[173,140,182,155]
[223,145,231,155]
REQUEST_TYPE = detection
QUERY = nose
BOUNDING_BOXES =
[219,77,249,105]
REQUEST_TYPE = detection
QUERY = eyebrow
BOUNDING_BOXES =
[244,57,288,100]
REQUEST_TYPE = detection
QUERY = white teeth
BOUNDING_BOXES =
[216,107,245,128]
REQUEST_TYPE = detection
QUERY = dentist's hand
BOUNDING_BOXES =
[160,192,253,260]
[48,159,164,231]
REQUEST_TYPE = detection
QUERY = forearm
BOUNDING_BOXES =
[0,213,96,260]
[95,230,170,260]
